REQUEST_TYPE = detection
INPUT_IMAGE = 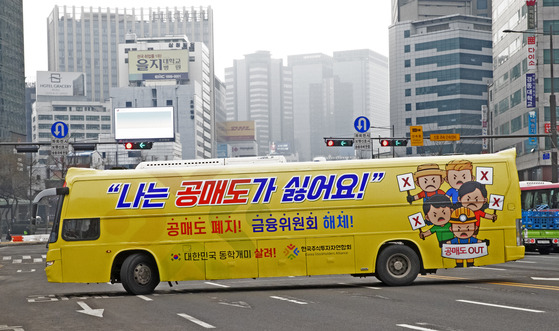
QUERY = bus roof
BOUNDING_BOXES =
[519,181,558,189]
[135,156,287,169]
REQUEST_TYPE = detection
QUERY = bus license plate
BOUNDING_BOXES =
[537,239,551,245]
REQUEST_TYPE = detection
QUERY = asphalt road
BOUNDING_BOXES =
[1,243,558,331]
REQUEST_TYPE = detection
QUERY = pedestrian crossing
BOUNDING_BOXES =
[1,255,46,264]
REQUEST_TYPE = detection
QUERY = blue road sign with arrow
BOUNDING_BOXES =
[51,121,69,138]
[354,116,370,133]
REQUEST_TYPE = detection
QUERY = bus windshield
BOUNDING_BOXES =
[520,183,559,210]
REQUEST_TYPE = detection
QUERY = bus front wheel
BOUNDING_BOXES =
[375,245,419,286]
[120,253,160,295]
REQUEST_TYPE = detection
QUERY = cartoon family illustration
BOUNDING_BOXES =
[399,160,499,267]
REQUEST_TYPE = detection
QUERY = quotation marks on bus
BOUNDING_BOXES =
[284,244,300,260]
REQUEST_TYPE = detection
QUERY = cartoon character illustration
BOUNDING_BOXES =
[446,207,490,267]
[407,164,446,204]
[419,194,454,246]
[457,181,497,228]
[445,160,474,205]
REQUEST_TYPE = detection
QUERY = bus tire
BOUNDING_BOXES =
[375,245,419,286]
[120,253,160,295]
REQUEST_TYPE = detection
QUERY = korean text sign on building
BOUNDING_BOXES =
[128,49,189,81]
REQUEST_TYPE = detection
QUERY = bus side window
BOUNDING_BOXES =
[62,218,100,241]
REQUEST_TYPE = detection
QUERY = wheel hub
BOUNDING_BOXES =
[134,263,152,285]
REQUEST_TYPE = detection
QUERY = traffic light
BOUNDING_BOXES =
[380,139,392,147]
[124,142,153,150]
[325,139,354,147]
[15,145,39,153]
[380,139,408,147]
[394,139,408,146]
[72,143,96,151]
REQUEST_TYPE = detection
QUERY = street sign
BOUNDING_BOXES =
[51,121,69,138]
[354,116,370,133]
[51,137,69,156]
[410,126,423,146]
[430,133,460,141]
[353,132,371,150]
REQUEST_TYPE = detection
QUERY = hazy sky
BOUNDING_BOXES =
[23,1,392,82]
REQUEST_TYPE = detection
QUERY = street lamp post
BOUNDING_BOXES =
[504,28,558,182]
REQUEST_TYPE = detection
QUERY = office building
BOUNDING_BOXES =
[225,51,293,156]
[390,1,493,156]
[333,49,390,157]
[110,35,212,162]
[0,0,25,142]
[47,5,214,103]
[490,1,555,180]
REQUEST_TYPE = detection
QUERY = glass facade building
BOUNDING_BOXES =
[390,15,493,156]
[0,0,25,142]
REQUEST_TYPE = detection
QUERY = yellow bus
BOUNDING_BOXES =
[33,150,524,295]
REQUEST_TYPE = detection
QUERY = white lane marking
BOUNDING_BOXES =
[33,258,42,263]
[12,259,22,264]
[177,313,216,328]
[22,256,31,260]
[531,277,559,281]
[2,256,11,261]
[205,281,230,288]
[0,325,25,331]
[137,295,153,301]
[76,301,104,318]
[515,260,536,264]
[270,295,308,305]
[17,269,36,273]
[42,254,46,259]
[457,299,545,313]
[397,324,439,331]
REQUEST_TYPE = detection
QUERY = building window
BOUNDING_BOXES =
[125,101,132,107]
[511,116,522,132]
[404,59,411,67]
[405,89,411,96]
[167,100,173,106]
[405,103,412,111]
[405,74,411,82]
[405,118,412,126]
[404,30,410,38]
[543,0,559,7]
[404,45,410,53]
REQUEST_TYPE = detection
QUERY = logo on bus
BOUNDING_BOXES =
[284,244,300,260]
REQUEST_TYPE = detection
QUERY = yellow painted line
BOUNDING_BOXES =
[488,281,559,291]
[419,274,466,281]
[419,275,559,291]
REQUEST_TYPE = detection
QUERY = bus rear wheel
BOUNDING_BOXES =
[120,253,160,295]
[375,245,419,286]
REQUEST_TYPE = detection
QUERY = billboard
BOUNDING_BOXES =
[114,107,175,142]
[128,49,189,81]
[37,71,86,96]
[223,121,255,141]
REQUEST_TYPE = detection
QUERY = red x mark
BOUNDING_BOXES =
[480,170,489,181]
[402,177,412,187]
[492,197,501,207]
[412,216,422,226]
